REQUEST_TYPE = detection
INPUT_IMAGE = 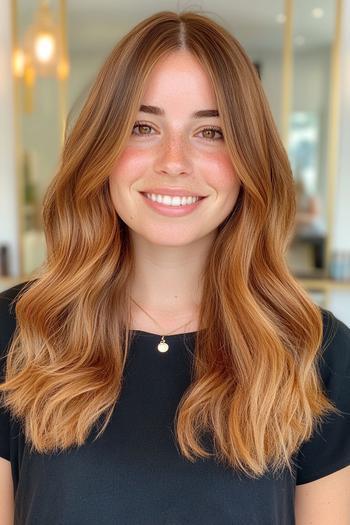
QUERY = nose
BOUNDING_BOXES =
[154,133,193,176]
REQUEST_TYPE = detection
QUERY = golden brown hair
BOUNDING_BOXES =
[0,10,340,480]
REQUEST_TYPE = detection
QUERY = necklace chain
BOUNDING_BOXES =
[130,297,194,353]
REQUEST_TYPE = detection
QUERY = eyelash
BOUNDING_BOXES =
[131,121,224,142]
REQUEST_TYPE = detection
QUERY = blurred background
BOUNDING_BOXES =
[0,0,349,324]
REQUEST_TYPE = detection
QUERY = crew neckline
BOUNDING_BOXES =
[129,329,199,338]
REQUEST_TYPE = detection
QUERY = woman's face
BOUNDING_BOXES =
[109,50,241,246]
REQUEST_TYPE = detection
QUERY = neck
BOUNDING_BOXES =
[128,230,215,330]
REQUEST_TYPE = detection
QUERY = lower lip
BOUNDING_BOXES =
[140,193,207,217]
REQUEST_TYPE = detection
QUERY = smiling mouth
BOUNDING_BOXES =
[140,192,207,205]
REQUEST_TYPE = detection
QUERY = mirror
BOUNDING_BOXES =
[12,0,339,283]
[286,1,336,278]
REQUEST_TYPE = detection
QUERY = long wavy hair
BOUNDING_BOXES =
[0,10,340,480]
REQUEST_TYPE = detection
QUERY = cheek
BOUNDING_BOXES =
[108,147,152,219]
[205,154,240,194]
[109,146,150,185]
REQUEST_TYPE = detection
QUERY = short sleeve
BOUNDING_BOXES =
[0,406,11,460]
[294,308,350,485]
[0,282,27,461]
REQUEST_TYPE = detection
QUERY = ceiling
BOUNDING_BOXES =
[19,0,336,56]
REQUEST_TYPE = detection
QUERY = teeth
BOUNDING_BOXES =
[145,193,200,206]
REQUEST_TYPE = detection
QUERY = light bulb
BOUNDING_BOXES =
[34,33,56,63]
[276,13,286,24]
[312,7,324,19]
[13,48,26,77]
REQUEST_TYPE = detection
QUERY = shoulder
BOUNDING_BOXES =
[0,281,30,329]
[318,307,350,382]
[0,281,32,366]
[0,281,29,315]
[294,307,350,485]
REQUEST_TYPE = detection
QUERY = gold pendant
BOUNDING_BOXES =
[157,336,169,353]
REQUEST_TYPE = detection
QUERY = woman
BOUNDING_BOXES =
[1,10,350,524]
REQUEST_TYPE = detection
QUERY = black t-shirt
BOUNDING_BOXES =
[1,282,350,525]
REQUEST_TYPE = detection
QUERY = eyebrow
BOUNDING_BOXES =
[139,104,219,119]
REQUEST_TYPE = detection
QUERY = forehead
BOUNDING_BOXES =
[140,50,218,110]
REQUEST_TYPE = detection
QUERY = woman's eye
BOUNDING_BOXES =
[199,127,224,141]
[131,122,155,136]
[131,121,224,141]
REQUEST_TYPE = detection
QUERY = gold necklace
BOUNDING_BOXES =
[130,298,194,353]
